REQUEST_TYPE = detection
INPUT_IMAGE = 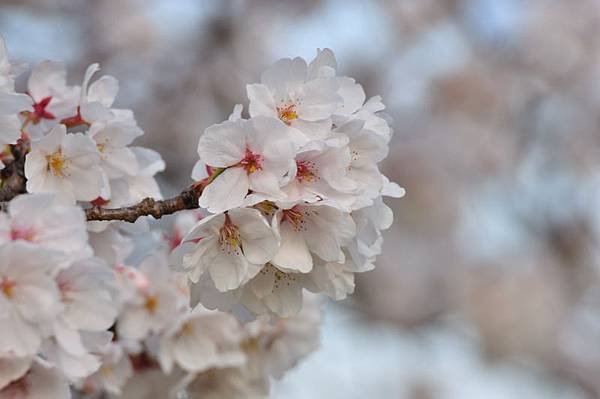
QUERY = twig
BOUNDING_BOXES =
[0,146,27,202]
[85,184,203,223]
[0,140,224,223]
[85,168,224,223]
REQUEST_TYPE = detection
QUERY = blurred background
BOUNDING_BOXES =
[3,0,600,397]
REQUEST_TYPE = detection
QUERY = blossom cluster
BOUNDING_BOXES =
[0,198,321,398]
[0,35,164,208]
[176,49,404,317]
[0,34,401,399]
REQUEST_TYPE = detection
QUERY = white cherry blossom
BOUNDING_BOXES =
[271,202,356,273]
[0,244,64,357]
[159,305,245,374]
[197,116,295,213]
[23,61,79,139]
[82,342,133,396]
[282,141,357,210]
[0,194,92,266]
[25,124,105,205]
[243,295,322,379]
[116,254,183,341]
[0,359,70,399]
[79,63,124,124]
[87,120,142,179]
[247,54,339,145]
[0,356,31,390]
[239,263,310,317]
[0,37,33,145]
[181,207,279,292]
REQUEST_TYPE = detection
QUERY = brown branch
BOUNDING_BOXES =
[0,146,27,202]
[85,168,224,223]
[85,184,204,223]
[0,141,222,224]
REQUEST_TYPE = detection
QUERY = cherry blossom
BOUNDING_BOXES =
[116,253,186,342]
[0,358,70,399]
[197,116,295,213]
[25,124,105,205]
[22,61,79,140]
[0,37,33,145]
[0,35,401,398]
[87,120,142,179]
[180,207,279,291]
[271,202,356,273]
[247,53,340,145]
[158,305,245,373]
[0,243,62,357]
[0,193,92,266]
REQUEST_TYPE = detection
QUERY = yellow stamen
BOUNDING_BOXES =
[46,149,68,177]
[219,216,241,250]
[277,103,298,125]
[1,279,15,298]
[144,295,158,313]
[178,322,195,337]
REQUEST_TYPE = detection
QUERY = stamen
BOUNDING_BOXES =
[219,214,242,254]
[277,103,298,125]
[1,278,16,298]
[46,148,68,177]
[282,207,306,231]
[295,160,318,183]
[239,148,263,174]
[10,228,36,242]
[144,295,159,313]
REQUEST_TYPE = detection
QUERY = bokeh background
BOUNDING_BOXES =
[4,0,600,397]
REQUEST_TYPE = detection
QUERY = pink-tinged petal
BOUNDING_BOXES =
[260,57,307,93]
[0,92,32,114]
[208,250,248,292]
[335,76,365,116]
[228,208,278,264]
[263,280,303,317]
[198,167,249,213]
[246,83,278,118]
[271,219,312,273]
[87,75,119,107]
[307,48,337,79]
[197,120,246,167]
[28,61,67,100]
[296,78,339,121]
[0,356,31,390]
[0,115,20,145]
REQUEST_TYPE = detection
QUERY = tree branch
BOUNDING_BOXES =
[85,183,204,223]
[0,146,27,202]
[0,141,222,223]
[85,168,224,223]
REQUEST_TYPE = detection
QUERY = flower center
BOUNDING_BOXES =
[260,263,298,292]
[144,295,159,313]
[31,96,56,123]
[46,148,68,177]
[219,215,241,253]
[10,228,36,242]
[255,200,278,217]
[97,142,107,154]
[282,207,306,231]
[178,321,195,337]
[1,278,16,298]
[239,148,262,174]
[295,160,318,183]
[277,103,298,125]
